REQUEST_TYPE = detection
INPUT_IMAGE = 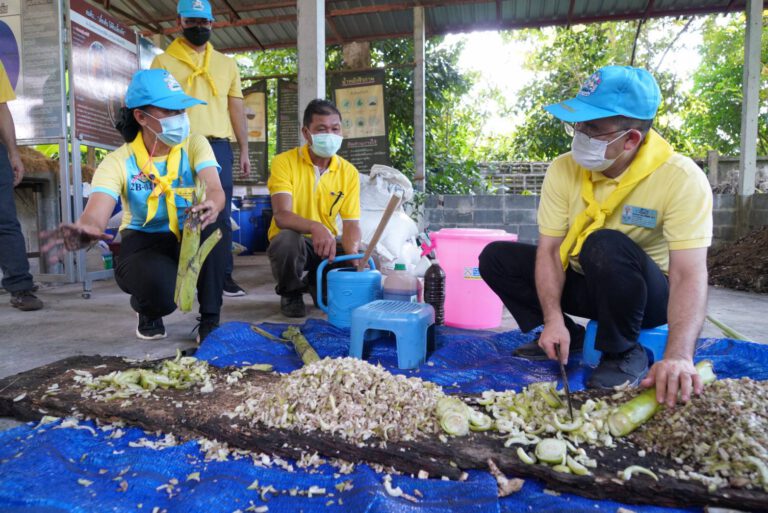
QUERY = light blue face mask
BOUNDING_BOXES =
[310,133,343,158]
[143,111,190,147]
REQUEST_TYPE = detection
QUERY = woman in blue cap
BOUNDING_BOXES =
[44,69,226,344]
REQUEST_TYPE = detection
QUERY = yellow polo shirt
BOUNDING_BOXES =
[538,141,712,274]
[267,145,361,240]
[151,39,242,139]
[0,61,15,102]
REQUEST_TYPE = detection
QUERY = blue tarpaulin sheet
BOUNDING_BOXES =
[1,319,766,513]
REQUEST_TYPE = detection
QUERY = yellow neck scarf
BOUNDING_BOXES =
[130,133,183,240]
[559,130,674,270]
[166,38,218,97]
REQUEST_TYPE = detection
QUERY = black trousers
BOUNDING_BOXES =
[115,221,226,319]
[266,229,345,297]
[209,140,234,277]
[478,229,669,354]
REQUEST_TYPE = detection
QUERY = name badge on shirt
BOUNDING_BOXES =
[621,205,657,229]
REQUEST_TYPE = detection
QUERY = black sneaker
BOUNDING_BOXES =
[193,314,220,344]
[136,313,166,340]
[280,294,306,318]
[223,275,246,297]
[513,325,585,361]
[586,343,649,389]
[10,290,43,311]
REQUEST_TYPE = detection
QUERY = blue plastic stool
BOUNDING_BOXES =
[582,320,669,367]
[349,300,435,369]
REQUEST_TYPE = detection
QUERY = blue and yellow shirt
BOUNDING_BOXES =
[91,133,219,233]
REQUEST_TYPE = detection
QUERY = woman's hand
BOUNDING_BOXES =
[191,199,220,230]
[40,224,112,264]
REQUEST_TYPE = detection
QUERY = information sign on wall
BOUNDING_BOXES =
[1,0,65,141]
[70,0,137,149]
[331,70,391,172]
[276,79,299,154]
[232,80,268,184]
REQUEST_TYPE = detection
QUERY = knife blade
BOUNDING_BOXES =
[554,344,574,422]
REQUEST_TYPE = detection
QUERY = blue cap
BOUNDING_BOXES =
[125,69,206,110]
[544,66,661,122]
[177,0,213,21]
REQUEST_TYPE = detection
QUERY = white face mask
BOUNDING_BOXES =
[571,130,629,172]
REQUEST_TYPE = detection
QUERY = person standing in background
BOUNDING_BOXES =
[152,0,249,297]
[0,60,43,312]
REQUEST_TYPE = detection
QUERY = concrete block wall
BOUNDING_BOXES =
[424,194,540,243]
[425,193,768,245]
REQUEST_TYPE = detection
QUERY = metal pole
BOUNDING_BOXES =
[413,6,426,194]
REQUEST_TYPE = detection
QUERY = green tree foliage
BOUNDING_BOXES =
[371,38,489,194]
[502,18,701,161]
[235,38,486,194]
[681,14,768,155]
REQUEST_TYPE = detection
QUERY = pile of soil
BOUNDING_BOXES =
[708,226,768,293]
[20,146,97,182]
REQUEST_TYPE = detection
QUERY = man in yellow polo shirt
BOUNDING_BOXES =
[267,99,361,318]
[479,66,712,404]
[151,0,249,297]
[0,60,43,311]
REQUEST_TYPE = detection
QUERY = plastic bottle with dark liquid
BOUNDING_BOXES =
[423,259,446,325]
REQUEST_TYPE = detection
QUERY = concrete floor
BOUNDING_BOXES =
[2,253,767,430]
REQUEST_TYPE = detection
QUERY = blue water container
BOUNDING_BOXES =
[236,195,272,254]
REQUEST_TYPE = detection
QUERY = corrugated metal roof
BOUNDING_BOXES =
[89,0,762,53]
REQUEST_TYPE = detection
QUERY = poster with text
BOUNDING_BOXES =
[233,80,268,184]
[276,79,299,154]
[331,70,390,172]
[70,0,137,149]
[1,0,65,141]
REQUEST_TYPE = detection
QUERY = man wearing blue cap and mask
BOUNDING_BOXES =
[43,69,227,344]
[266,99,362,318]
[152,0,249,298]
[480,66,712,405]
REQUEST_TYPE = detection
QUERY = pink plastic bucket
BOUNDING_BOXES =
[430,228,517,329]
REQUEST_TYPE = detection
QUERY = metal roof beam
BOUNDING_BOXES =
[220,0,266,50]
[145,14,295,36]
[149,1,296,24]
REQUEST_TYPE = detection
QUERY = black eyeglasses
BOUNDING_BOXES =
[563,122,628,142]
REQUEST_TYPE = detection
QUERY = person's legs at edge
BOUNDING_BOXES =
[0,143,42,311]
[194,218,228,343]
[210,140,245,297]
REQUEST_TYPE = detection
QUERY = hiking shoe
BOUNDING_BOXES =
[10,290,43,311]
[586,343,649,389]
[513,325,585,361]
[193,314,220,344]
[280,294,306,318]
[136,313,166,340]
[223,275,246,297]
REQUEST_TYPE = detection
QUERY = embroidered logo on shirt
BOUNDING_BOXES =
[621,205,657,229]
